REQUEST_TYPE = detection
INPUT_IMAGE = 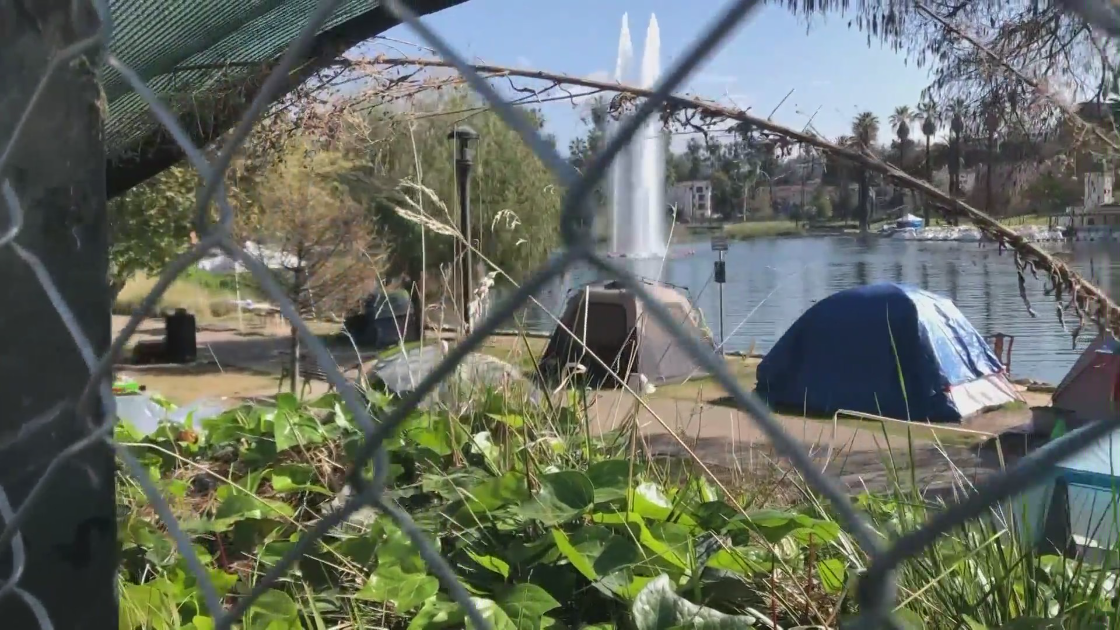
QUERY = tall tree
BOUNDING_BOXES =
[241,136,384,393]
[851,111,881,231]
[890,105,914,169]
[917,100,939,225]
[949,98,967,225]
[984,95,1004,214]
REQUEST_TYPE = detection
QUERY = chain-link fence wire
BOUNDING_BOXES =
[1,0,1118,628]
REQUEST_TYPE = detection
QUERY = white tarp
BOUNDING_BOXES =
[195,241,301,276]
[115,394,228,436]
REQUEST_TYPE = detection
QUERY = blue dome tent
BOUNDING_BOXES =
[755,283,1021,422]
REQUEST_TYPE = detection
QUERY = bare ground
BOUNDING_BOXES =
[115,316,1051,496]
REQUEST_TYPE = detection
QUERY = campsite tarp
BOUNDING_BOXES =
[1015,427,1120,560]
[755,283,1020,422]
[1050,335,1120,425]
[537,281,713,387]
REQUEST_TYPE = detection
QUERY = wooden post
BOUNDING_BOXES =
[0,1,117,627]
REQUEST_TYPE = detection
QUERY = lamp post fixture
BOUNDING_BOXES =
[448,125,479,335]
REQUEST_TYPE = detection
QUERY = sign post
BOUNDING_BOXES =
[711,235,728,355]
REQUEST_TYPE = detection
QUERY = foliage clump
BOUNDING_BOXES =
[116,385,1120,630]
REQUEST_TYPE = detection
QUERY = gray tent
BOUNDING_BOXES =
[538,280,715,387]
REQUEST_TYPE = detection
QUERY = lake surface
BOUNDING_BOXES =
[503,235,1120,385]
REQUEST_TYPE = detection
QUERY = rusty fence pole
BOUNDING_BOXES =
[0,1,118,628]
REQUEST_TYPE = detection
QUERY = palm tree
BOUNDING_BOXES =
[832,134,854,220]
[851,112,880,231]
[949,99,967,225]
[890,105,914,222]
[917,101,939,225]
[983,96,1003,214]
[889,106,913,168]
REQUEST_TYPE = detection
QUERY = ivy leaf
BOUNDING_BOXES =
[498,584,561,630]
[356,564,439,613]
[816,558,847,593]
[631,575,762,630]
[518,471,594,525]
[246,590,299,628]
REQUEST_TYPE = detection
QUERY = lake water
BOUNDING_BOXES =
[505,236,1120,385]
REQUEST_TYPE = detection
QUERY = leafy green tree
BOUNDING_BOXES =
[810,186,833,221]
[1024,171,1081,214]
[107,165,198,300]
[351,90,563,294]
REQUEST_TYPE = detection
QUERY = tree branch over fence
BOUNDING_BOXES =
[365,55,1119,341]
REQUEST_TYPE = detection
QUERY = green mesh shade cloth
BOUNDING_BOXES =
[104,0,463,196]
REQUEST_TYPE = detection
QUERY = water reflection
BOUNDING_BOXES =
[509,237,1120,384]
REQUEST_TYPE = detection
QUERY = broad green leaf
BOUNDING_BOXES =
[587,459,632,503]
[467,550,511,578]
[270,463,330,495]
[631,575,761,630]
[591,512,689,571]
[184,617,215,630]
[630,482,675,522]
[706,548,768,576]
[182,493,293,533]
[275,393,299,412]
[409,598,465,630]
[487,413,526,428]
[468,597,518,630]
[498,584,561,630]
[552,528,605,582]
[448,472,531,525]
[816,558,847,593]
[247,590,299,622]
[376,520,431,573]
[272,411,324,452]
[356,564,439,613]
[401,414,459,455]
[519,471,594,525]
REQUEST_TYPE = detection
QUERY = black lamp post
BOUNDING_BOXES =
[448,125,479,334]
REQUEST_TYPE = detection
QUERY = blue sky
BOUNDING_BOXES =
[368,0,936,151]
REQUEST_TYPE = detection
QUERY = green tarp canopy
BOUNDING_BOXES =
[104,0,463,197]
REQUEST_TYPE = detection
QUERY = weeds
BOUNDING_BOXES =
[114,376,1120,630]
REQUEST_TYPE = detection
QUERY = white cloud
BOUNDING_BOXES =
[515,55,533,68]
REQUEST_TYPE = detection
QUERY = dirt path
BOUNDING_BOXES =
[114,316,1051,495]
[586,388,1049,495]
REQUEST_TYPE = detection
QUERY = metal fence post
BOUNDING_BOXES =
[0,1,118,627]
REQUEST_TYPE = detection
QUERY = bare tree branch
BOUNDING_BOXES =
[362,55,1120,337]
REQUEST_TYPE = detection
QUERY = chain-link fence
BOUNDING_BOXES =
[1,0,1118,628]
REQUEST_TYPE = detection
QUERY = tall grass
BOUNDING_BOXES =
[114,273,242,319]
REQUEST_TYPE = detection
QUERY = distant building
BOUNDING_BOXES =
[1084,172,1114,209]
[669,180,713,222]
